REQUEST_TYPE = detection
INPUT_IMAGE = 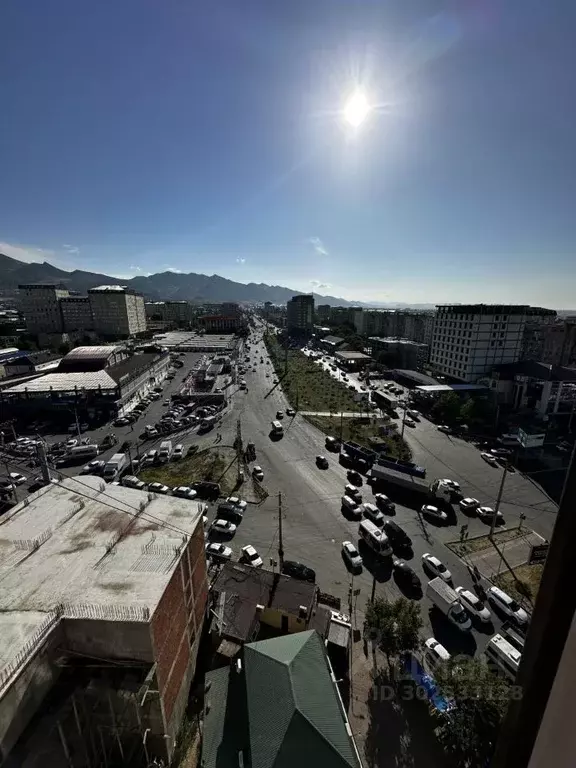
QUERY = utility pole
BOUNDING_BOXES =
[278,492,284,570]
[340,410,344,442]
[36,441,52,486]
[400,400,408,439]
[3,459,17,503]
[490,461,508,538]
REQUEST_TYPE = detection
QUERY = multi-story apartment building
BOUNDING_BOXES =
[88,285,147,337]
[370,337,429,369]
[541,318,576,367]
[316,304,331,323]
[287,294,314,334]
[430,304,557,383]
[145,300,193,327]
[18,283,70,333]
[59,295,94,332]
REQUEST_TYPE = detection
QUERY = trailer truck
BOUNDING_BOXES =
[426,578,472,631]
[369,464,454,503]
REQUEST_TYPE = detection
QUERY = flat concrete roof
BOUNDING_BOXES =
[416,383,488,392]
[153,332,236,350]
[0,476,203,677]
[335,351,371,360]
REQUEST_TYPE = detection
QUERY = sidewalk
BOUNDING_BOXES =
[299,411,371,418]
[467,529,546,580]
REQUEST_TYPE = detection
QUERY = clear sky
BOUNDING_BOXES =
[1,0,575,308]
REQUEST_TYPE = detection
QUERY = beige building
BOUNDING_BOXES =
[88,285,147,337]
[18,283,69,334]
[287,294,314,333]
[59,296,94,332]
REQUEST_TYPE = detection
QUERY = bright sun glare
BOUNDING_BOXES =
[343,91,371,127]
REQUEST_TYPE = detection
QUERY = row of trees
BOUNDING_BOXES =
[428,391,496,428]
[364,596,513,767]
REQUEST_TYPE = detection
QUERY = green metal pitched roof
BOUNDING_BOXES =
[244,630,360,768]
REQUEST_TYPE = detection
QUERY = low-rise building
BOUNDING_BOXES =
[541,318,576,367]
[0,476,208,766]
[487,361,576,421]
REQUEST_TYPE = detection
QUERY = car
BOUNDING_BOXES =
[148,482,170,494]
[374,493,396,513]
[422,553,452,582]
[325,436,340,452]
[172,444,185,460]
[393,560,421,590]
[347,469,363,486]
[281,560,316,583]
[226,496,247,511]
[173,485,198,499]
[342,541,363,571]
[286,408,296,417]
[113,417,129,427]
[316,455,329,469]
[459,497,480,513]
[211,519,237,535]
[122,475,147,490]
[150,392,161,400]
[423,638,451,669]
[81,460,106,475]
[440,478,461,493]
[403,418,416,428]
[383,520,412,548]
[421,504,448,522]
[481,452,499,466]
[2,472,27,486]
[206,542,233,562]
[345,483,362,502]
[192,480,221,500]
[162,400,170,406]
[437,424,451,434]
[252,465,264,481]
[487,586,529,625]
[241,545,263,568]
[455,587,492,623]
[66,438,78,448]
[477,505,504,523]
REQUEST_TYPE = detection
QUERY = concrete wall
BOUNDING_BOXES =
[61,618,154,662]
[0,624,63,760]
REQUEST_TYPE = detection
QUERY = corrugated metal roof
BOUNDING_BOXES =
[62,345,123,362]
[4,370,117,393]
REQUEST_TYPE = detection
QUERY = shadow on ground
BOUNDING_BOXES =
[364,669,452,768]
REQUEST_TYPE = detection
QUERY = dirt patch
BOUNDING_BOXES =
[139,448,238,496]
[494,563,544,603]
[446,527,523,558]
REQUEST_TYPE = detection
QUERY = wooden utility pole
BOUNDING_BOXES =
[278,492,284,570]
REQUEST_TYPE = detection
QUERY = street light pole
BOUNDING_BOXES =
[278,492,284,571]
[490,461,508,538]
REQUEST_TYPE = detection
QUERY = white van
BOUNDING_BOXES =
[487,586,529,626]
[341,495,362,518]
[485,634,521,682]
[361,503,384,527]
[359,519,392,556]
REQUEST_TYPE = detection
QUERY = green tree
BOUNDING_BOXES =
[434,656,515,767]
[431,391,461,423]
[364,597,422,673]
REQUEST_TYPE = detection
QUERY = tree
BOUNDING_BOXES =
[431,392,461,423]
[364,597,423,673]
[434,656,515,767]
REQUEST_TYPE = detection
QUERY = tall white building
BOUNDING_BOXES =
[88,285,147,337]
[18,283,70,333]
[430,304,557,383]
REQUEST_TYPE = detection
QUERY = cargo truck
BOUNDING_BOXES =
[369,464,453,503]
[426,578,472,631]
[103,453,128,481]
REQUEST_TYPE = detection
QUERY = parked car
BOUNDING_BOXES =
[477,505,504,524]
[206,542,233,562]
[437,424,451,434]
[148,482,170,495]
[345,483,362,502]
[455,587,492,623]
[173,485,197,499]
[487,586,529,625]
[347,469,363,486]
[374,493,395,513]
[342,541,363,571]
[241,545,263,568]
[421,504,448,522]
[114,417,129,427]
[403,418,416,428]
[217,503,244,524]
[226,496,247,511]
[459,497,479,513]
[122,475,147,490]
[192,481,221,500]
[422,553,452,582]
[316,455,329,469]
[424,638,451,670]
[281,560,316,583]
[211,519,237,536]
[440,478,461,494]
[172,444,185,460]
[252,465,264,481]
[481,452,499,467]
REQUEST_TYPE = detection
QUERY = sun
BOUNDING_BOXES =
[343,91,371,127]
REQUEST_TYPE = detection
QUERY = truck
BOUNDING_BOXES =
[103,453,128,481]
[375,454,426,479]
[67,444,100,462]
[159,440,173,461]
[369,465,453,503]
[426,578,472,632]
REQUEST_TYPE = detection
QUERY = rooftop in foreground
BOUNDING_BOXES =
[0,476,204,675]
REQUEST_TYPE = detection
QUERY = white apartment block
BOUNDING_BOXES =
[88,285,147,337]
[430,304,556,383]
[18,283,70,334]
[60,296,94,332]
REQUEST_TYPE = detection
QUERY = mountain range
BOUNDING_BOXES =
[0,252,436,309]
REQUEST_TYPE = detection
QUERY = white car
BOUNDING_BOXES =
[437,424,451,434]
[172,485,198,499]
[424,637,451,670]
[422,553,452,582]
[342,541,363,571]
[226,496,247,511]
[81,460,105,475]
[455,587,492,623]
[206,542,233,561]
[403,418,416,428]
[8,472,27,485]
[477,505,504,523]
[459,497,479,513]
[66,438,78,448]
[148,482,170,495]
[374,493,395,512]
[481,452,499,466]
[122,475,147,490]
[211,519,237,535]
[241,545,263,568]
[172,444,185,460]
[421,504,448,522]
[441,478,461,493]
[487,586,529,625]
[252,465,264,481]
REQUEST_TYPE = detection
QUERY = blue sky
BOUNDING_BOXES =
[1,0,575,307]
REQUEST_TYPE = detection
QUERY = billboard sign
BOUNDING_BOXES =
[518,428,546,449]
[528,543,549,565]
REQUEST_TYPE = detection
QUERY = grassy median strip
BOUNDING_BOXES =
[304,414,411,460]
[494,563,544,603]
[446,527,524,558]
[139,447,238,495]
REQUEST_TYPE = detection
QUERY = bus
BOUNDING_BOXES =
[485,633,521,682]
[271,420,284,436]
